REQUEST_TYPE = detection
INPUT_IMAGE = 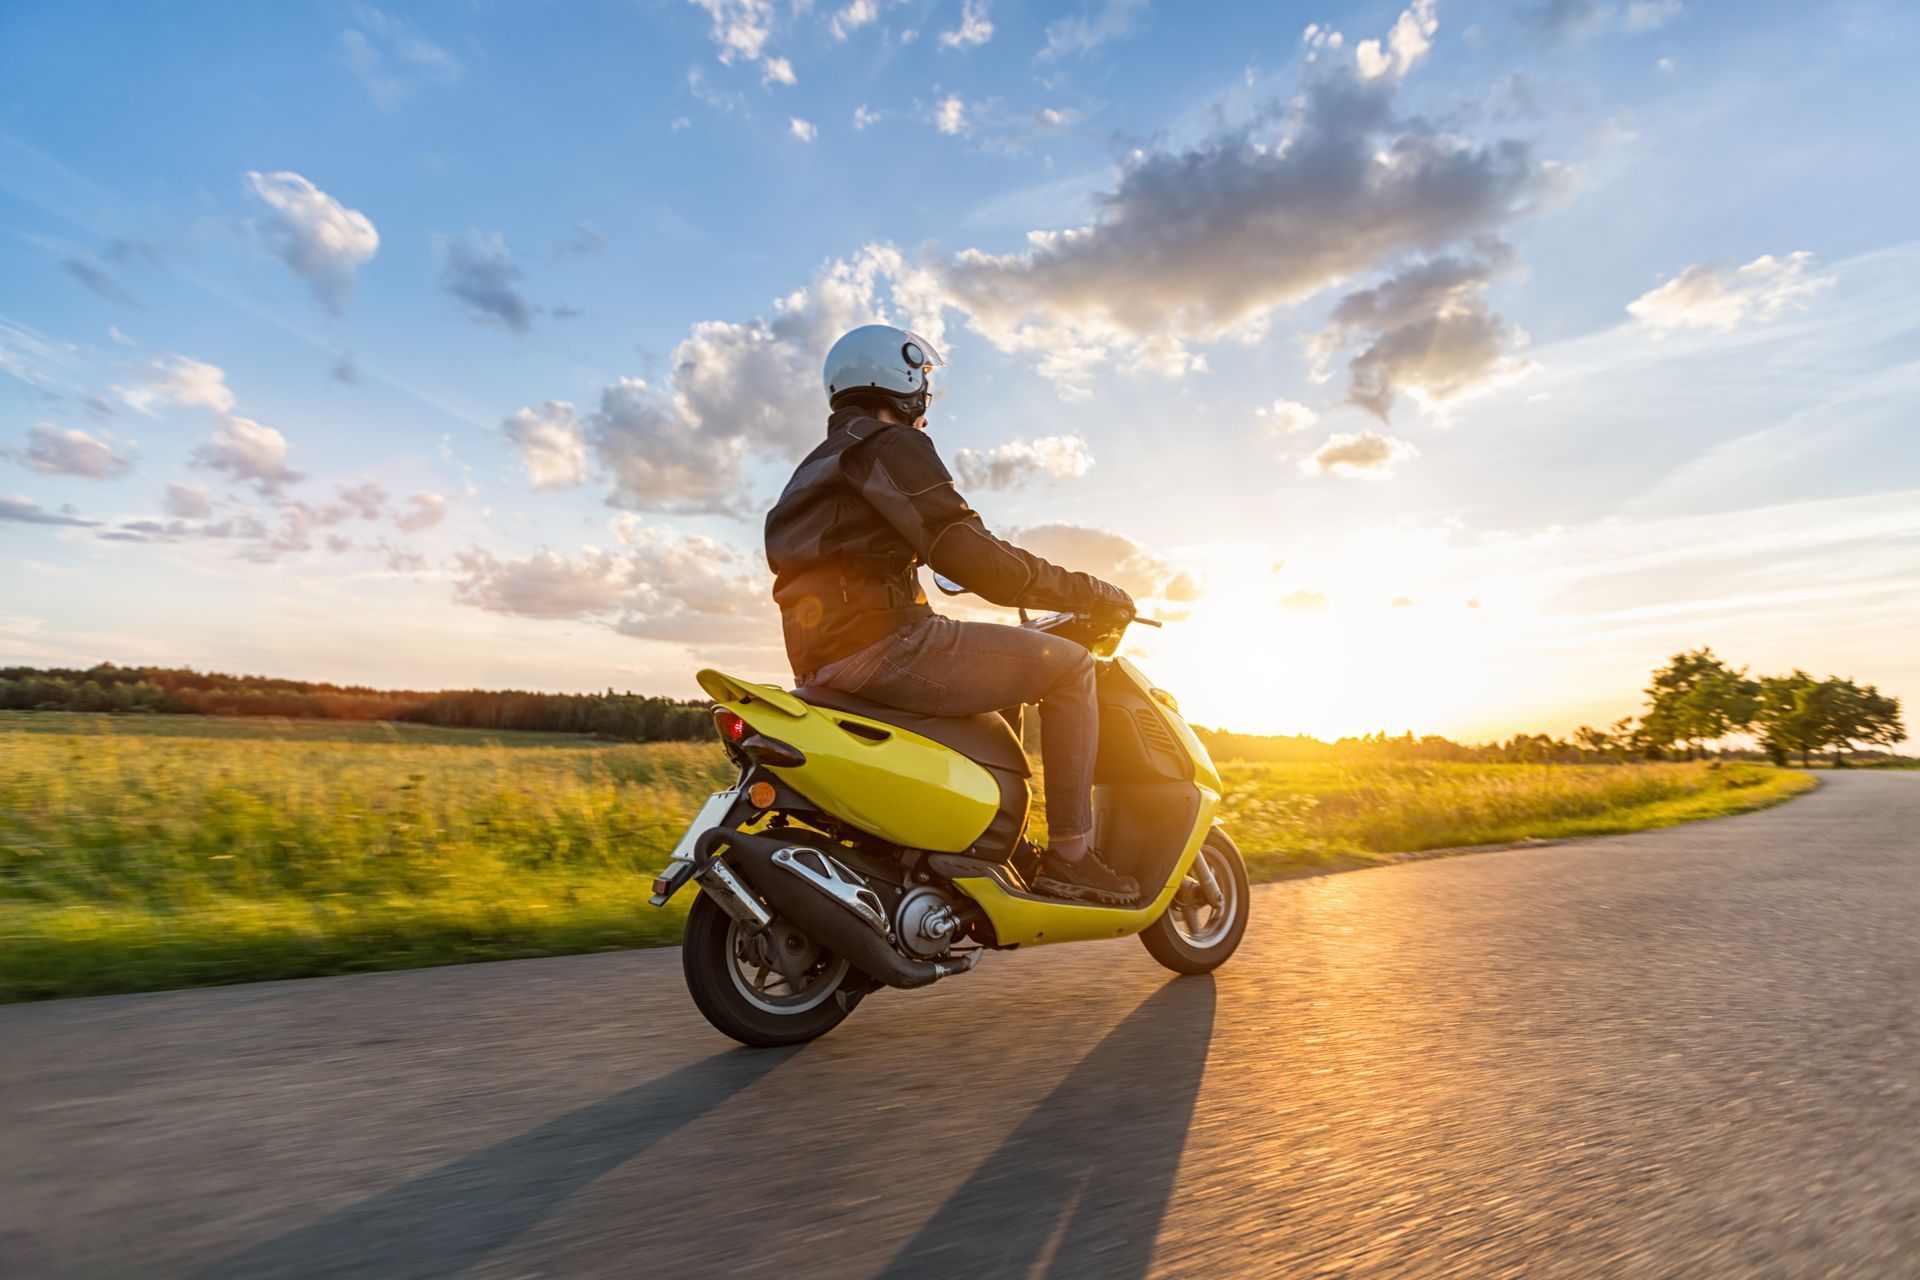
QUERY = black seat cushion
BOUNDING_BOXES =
[794,687,1030,777]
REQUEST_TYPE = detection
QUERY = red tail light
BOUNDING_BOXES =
[713,708,748,744]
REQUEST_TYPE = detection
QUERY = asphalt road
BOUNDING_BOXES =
[4,771,1917,1279]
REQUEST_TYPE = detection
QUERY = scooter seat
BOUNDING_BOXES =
[793,686,1030,777]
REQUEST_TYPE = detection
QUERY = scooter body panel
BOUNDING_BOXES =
[952,783,1219,947]
[696,668,1000,853]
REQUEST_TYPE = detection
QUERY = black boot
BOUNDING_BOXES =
[1034,848,1139,905]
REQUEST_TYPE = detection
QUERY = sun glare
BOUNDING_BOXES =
[1131,540,1523,741]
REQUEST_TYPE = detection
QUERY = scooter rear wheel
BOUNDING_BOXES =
[1140,828,1250,974]
[683,892,854,1047]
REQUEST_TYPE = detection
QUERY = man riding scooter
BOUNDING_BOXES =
[764,324,1139,905]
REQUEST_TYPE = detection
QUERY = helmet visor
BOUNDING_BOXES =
[900,331,944,373]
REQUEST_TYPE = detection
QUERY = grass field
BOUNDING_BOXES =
[0,712,1814,1001]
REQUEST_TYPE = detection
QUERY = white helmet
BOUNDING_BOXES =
[823,324,944,418]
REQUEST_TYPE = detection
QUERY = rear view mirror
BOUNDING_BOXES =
[932,573,968,596]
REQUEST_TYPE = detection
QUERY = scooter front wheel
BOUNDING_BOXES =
[682,892,854,1047]
[1140,827,1251,975]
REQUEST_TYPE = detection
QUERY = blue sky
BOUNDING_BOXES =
[2,0,1915,739]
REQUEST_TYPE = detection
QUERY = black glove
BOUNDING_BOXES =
[1085,576,1135,618]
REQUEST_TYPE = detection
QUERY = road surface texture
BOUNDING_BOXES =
[4,771,1916,1279]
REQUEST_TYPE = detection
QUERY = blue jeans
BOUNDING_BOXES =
[808,616,1098,839]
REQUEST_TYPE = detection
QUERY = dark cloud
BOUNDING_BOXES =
[552,222,606,260]
[61,258,141,308]
[436,232,538,333]
[941,63,1557,388]
[0,495,99,527]
[163,483,213,519]
[332,352,360,385]
[1308,245,1525,419]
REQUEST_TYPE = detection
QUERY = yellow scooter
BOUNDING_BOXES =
[650,604,1248,1046]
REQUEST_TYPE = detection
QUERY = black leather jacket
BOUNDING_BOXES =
[766,409,1116,679]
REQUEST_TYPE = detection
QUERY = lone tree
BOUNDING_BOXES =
[1641,647,1759,759]
[1754,671,1907,766]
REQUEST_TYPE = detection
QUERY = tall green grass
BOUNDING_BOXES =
[1216,760,1814,875]
[0,713,1810,1000]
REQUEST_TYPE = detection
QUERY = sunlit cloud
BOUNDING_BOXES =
[246,171,379,312]
[955,434,1093,490]
[1303,430,1416,476]
[1627,251,1833,333]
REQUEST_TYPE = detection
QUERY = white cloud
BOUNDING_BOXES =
[554,244,945,510]
[341,6,461,110]
[1355,0,1437,80]
[1627,251,1834,334]
[192,415,302,494]
[452,528,771,640]
[246,171,379,312]
[10,424,134,479]
[688,0,796,87]
[1041,0,1149,61]
[1302,430,1417,477]
[1256,399,1318,435]
[1008,522,1203,601]
[115,355,235,416]
[504,401,589,490]
[830,0,878,40]
[954,434,1093,490]
[436,231,538,333]
[935,94,969,135]
[394,492,447,531]
[940,0,994,49]
[163,483,212,519]
[790,116,818,142]
[853,103,881,129]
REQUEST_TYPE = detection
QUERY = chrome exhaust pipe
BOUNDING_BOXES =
[718,830,982,990]
[694,857,772,933]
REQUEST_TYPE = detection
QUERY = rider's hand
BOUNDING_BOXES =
[1086,576,1135,619]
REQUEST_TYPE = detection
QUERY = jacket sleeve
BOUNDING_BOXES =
[855,424,1108,611]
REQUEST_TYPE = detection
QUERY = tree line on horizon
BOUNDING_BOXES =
[1197,647,1905,767]
[0,664,713,742]
[0,653,1906,764]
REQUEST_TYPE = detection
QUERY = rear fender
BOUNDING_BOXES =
[698,669,999,853]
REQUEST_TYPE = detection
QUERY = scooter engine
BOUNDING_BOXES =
[894,885,964,960]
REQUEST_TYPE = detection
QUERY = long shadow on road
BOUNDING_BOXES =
[195,1047,793,1280]
[877,977,1216,1279]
